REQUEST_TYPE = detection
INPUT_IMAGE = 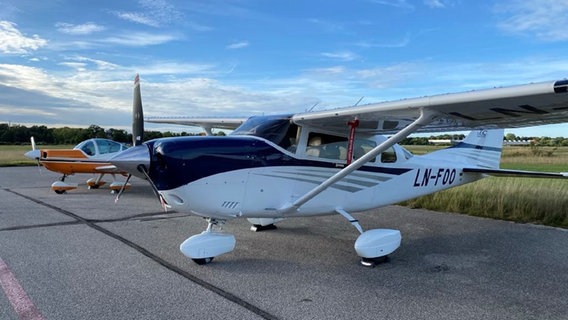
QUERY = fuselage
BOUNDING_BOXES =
[39,138,129,175]
[112,115,489,219]
[145,135,478,219]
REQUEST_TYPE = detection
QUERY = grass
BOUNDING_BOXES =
[1,144,567,228]
[401,145,568,228]
[0,144,74,166]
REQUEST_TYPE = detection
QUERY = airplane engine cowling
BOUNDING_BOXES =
[354,229,401,258]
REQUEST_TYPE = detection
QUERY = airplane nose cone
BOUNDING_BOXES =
[109,144,151,179]
[24,149,40,160]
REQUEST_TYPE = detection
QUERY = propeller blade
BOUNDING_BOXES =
[132,74,144,147]
[137,164,168,212]
[114,174,132,203]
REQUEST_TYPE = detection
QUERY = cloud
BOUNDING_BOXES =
[307,18,345,33]
[321,51,358,61]
[226,41,249,50]
[424,0,446,8]
[0,21,47,54]
[113,0,183,27]
[55,22,105,35]
[101,32,177,46]
[355,36,410,48]
[370,0,414,10]
[115,12,159,27]
[424,0,459,8]
[59,56,119,71]
[495,0,568,41]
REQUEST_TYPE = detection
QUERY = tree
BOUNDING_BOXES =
[107,128,129,143]
[505,133,517,141]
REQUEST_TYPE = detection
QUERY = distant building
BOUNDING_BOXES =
[428,139,463,145]
[503,140,531,146]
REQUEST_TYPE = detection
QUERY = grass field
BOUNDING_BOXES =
[0,144,74,166]
[402,145,568,228]
[1,144,567,228]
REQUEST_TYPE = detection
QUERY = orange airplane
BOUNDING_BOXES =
[25,74,144,194]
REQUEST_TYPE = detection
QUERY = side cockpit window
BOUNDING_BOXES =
[305,132,347,160]
[303,132,400,164]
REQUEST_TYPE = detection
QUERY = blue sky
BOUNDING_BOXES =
[1,0,568,137]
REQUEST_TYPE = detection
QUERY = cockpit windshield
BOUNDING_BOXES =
[231,115,296,149]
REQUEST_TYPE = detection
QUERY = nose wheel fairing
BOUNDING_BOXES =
[179,218,236,265]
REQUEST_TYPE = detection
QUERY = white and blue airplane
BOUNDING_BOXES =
[112,77,568,267]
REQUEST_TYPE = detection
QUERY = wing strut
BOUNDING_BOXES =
[279,108,438,214]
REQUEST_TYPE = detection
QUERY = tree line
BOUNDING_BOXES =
[1,123,567,146]
[401,133,568,146]
[0,124,223,145]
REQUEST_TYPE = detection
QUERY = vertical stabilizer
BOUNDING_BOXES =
[132,74,144,146]
[424,129,504,169]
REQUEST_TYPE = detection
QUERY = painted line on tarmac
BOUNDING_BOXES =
[0,257,45,320]
[4,188,279,320]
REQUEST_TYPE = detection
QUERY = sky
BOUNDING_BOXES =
[2,0,568,137]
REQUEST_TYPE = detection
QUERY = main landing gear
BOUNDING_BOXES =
[247,218,282,232]
[51,174,78,194]
[52,173,131,194]
[179,218,236,265]
[336,209,402,268]
[87,175,106,189]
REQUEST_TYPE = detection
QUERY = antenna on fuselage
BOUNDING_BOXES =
[353,96,364,107]
[306,102,319,112]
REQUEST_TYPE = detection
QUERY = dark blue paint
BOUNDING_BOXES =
[145,136,411,190]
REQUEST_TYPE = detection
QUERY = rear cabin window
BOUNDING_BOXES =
[96,140,124,154]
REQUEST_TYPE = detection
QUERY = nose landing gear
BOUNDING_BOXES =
[180,218,236,265]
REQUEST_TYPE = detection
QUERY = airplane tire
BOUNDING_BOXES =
[360,256,390,268]
[192,257,214,265]
[54,190,66,194]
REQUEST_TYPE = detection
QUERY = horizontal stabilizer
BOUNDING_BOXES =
[464,168,568,179]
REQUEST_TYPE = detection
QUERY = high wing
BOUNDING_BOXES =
[293,80,568,134]
[278,79,568,213]
[145,117,247,135]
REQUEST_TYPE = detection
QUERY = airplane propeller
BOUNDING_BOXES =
[24,136,42,174]
[114,173,132,203]
[110,143,169,210]
[136,164,169,211]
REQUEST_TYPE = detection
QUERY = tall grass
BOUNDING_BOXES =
[401,145,568,228]
[401,178,568,228]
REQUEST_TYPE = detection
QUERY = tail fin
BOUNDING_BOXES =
[424,129,504,169]
[132,74,144,146]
